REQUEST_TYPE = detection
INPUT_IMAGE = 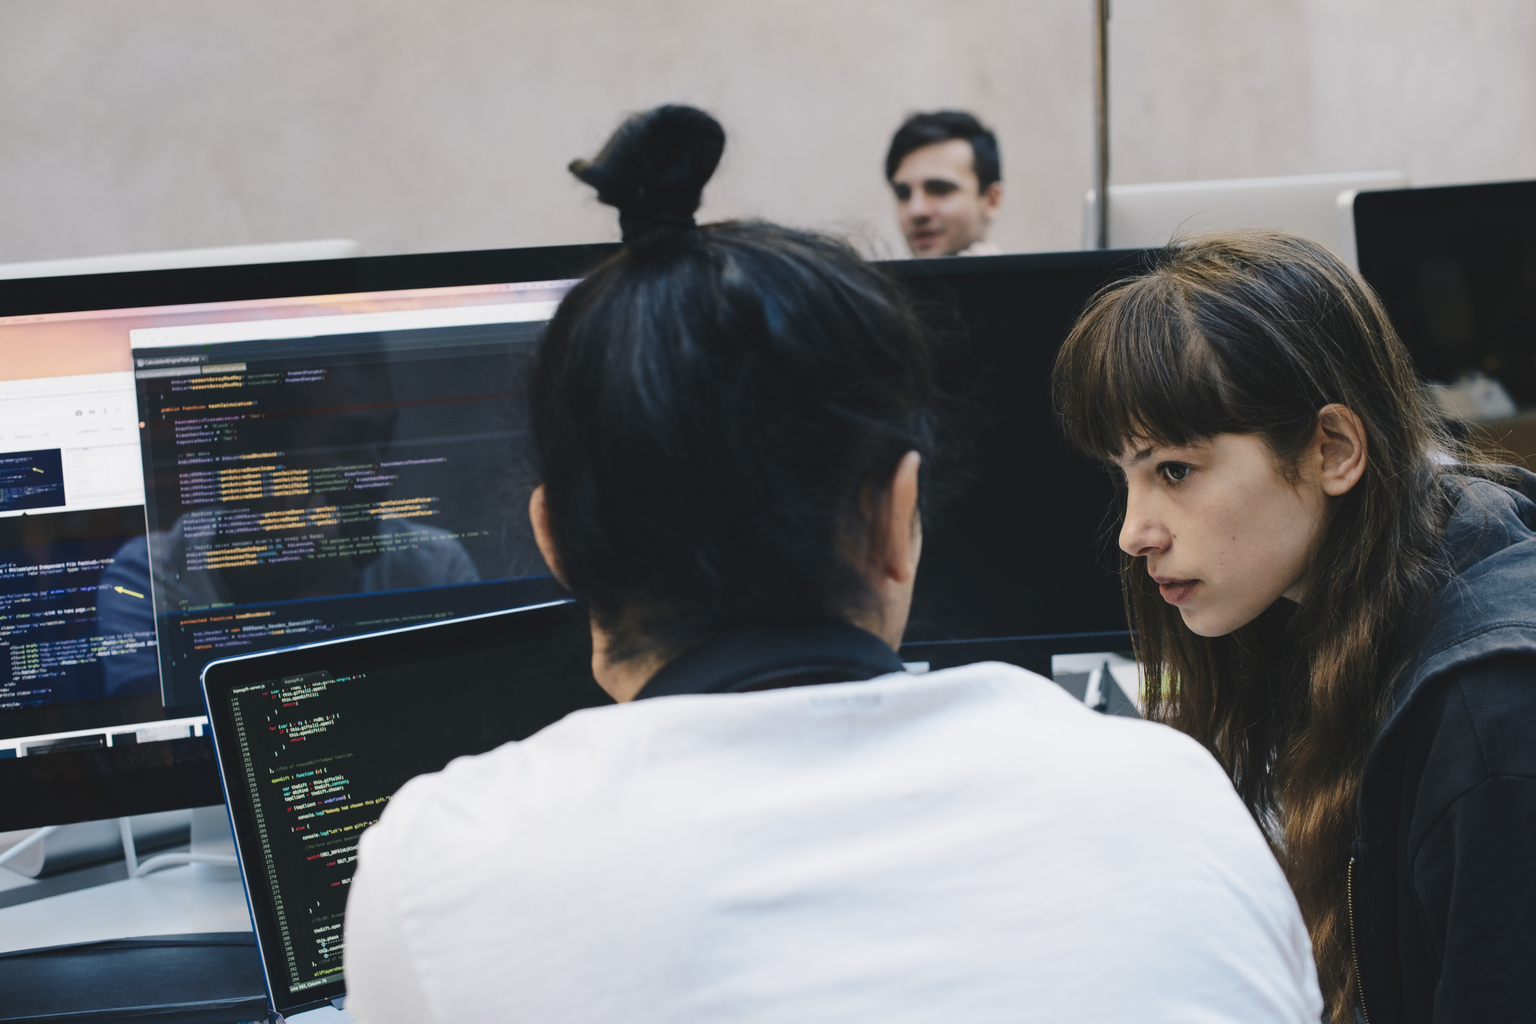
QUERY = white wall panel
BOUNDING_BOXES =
[0,1,1529,263]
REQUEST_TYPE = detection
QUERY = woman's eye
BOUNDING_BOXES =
[1158,462,1191,484]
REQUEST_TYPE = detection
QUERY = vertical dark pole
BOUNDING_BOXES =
[1092,0,1110,249]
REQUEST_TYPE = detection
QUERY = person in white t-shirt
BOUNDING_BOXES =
[343,104,1323,1024]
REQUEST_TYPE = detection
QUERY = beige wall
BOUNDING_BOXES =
[1110,0,1536,189]
[0,1,1531,264]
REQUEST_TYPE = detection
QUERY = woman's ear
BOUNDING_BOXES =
[854,451,923,650]
[878,451,923,585]
[1315,404,1368,497]
[528,485,569,588]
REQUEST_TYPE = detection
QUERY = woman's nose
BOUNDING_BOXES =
[1119,497,1167,558]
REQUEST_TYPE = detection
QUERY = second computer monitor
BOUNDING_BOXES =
[1354,179,1536,409]
[129,282,580,710]
[888,250,1147,672]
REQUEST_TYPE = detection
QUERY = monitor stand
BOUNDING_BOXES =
[0,826,55,875]
[119,806,237,878]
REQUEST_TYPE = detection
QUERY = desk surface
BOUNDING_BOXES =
[0,863,352,1021]
[0,862,251,954]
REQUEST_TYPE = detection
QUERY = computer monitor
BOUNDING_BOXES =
[1353,180,1536,412]
[888,250,1149,675]
[128,279,584,709]
[1,242,1148,828]
[0,244,612,830]
[1084,171,1409,264]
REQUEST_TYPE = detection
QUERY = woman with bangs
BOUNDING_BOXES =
[1052,230,1536,1024]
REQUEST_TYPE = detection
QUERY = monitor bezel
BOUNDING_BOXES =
[0,243,619,318]
[201,597,588,1019]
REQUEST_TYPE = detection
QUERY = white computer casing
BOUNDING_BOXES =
[1083,171,1408,266]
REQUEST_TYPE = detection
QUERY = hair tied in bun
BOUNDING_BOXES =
[570,105,725,248]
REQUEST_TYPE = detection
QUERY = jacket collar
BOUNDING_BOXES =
[634,619,906,700]
[1359,468,1536,835]
[1387,468,1536,726]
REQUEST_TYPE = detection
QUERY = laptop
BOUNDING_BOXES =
[201,599,609,1021]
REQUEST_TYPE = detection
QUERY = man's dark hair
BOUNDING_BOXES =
[885,111,1001,192]
[535,105,937,663]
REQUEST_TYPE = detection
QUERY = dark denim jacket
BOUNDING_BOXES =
[1350,469,1536,1024]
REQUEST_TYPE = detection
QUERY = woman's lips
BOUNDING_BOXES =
[1153,576,1198,604]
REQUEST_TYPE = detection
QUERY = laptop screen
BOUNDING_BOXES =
[203,599,606,1015]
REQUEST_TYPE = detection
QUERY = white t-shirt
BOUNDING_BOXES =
[344,662,1322,1023]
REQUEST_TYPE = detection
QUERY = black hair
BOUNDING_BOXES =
[534,105,937,662]
[884,111,1001,191]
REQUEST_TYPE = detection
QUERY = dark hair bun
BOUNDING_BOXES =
[570,105,725,244]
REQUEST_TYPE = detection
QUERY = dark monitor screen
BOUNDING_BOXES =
[887,251,1148,673]
[1354,180,1536,407]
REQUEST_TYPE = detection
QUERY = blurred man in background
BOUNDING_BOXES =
[886,111,1004,257]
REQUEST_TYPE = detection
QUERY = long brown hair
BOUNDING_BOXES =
[1051,231,1475,1019]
